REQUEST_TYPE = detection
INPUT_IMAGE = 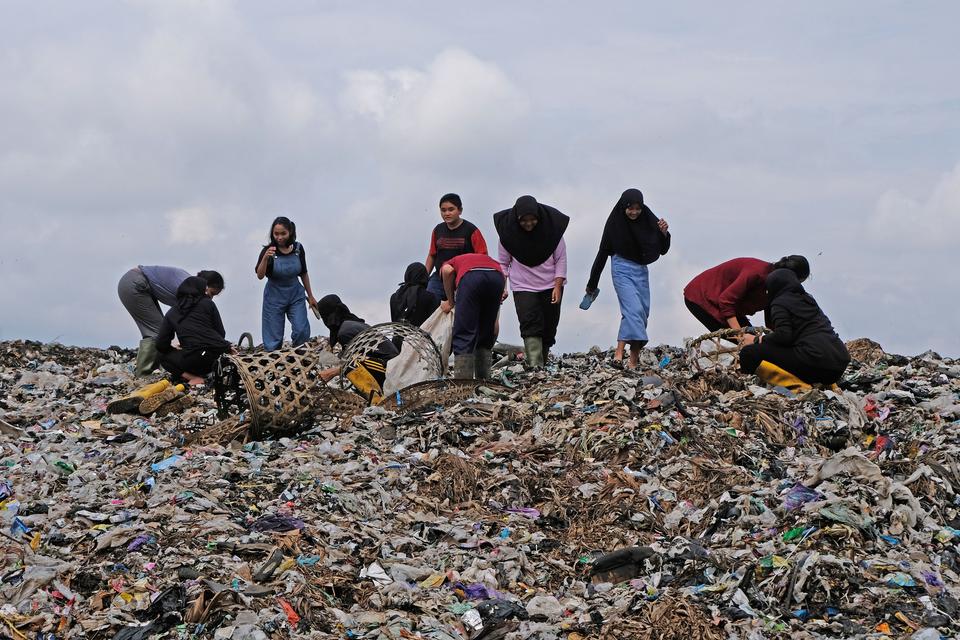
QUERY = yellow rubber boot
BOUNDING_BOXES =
[107,379,172,414]
[139,384,186,415]
[755,361,812,393]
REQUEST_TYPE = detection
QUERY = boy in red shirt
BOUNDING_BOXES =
[425,193,488,300]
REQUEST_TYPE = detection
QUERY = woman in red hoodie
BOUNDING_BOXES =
[683,255,809,331]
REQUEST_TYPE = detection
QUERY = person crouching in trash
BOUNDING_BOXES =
[316,294,400,404]
[494,195,569,368]
[155,277,233,387]
[439,253,505,379]
[739,269,850,387]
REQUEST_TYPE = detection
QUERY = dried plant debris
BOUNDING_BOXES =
[0,337,958,638]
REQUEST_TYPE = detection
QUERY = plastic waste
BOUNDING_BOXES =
[150,454,183,473]
[1,336,957,638]
[579,288,599,310]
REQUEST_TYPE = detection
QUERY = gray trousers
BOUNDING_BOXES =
[118,268,164,339]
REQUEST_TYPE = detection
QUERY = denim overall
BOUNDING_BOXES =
[262,243,310,350]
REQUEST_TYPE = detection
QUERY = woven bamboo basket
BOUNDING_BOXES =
[340,322,443,372]
[213,340,364,439]
[338,322,443,395]
[685,328,765,374]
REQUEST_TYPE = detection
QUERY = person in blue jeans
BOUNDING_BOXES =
[255,216,318,350]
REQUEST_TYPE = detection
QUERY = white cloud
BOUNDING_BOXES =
[2,3,960,357]
[0,3,333,214]
[340,49,529,159]
[167,206,214,245]
[870,163,960,248]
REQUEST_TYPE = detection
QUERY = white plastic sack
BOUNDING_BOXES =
[422,307,454,369]
[383,308,454,395]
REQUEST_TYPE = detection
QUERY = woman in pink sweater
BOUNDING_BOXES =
[494,196,570,368]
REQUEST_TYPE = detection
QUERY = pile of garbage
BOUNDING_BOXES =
[1,337,959,639]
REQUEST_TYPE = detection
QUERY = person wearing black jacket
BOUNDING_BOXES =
[739,269,850,385]
[155,277,232,386]
[390,262,440,327]
[585,188,670,369]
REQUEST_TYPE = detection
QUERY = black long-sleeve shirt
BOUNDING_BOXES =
[587,222,670,291]
[156,298,231,354]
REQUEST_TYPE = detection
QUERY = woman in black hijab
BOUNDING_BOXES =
[316,294,366,349]
[585,188,670,369]
[739,269,850,385]
[155,276,232,385]
[494,196,570,367]
[390,262,440,327]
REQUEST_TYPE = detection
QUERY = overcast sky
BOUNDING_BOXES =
[1,1,958,357]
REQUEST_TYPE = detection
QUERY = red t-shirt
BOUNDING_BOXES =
[427,220,488,272]
[683,257,773,322]
[446,253,503,287]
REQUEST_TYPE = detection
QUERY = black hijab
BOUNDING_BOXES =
[493,195,570,267]
[317,294,364,347]
[602,188,666,265]
[175,276,207,316]
[766,269,821,321]
[392,263,429,321]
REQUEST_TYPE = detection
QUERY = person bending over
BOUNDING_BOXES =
[118,266,223,375]
[683,255,809,332]
[440,253,505,380]
[316,294,400,403]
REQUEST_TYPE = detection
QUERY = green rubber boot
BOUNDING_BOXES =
[523,337,544,369]
[453,353,476,379]
[474,349,492,379]
[134,337,159,377]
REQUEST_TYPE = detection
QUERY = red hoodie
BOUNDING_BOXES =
[683,257,773,323]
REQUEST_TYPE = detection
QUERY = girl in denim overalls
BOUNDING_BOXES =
[255,217,318,350]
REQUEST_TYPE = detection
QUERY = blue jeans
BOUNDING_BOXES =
[426,272,446,300]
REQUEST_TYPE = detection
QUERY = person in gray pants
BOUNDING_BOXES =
[117,266,224,376]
